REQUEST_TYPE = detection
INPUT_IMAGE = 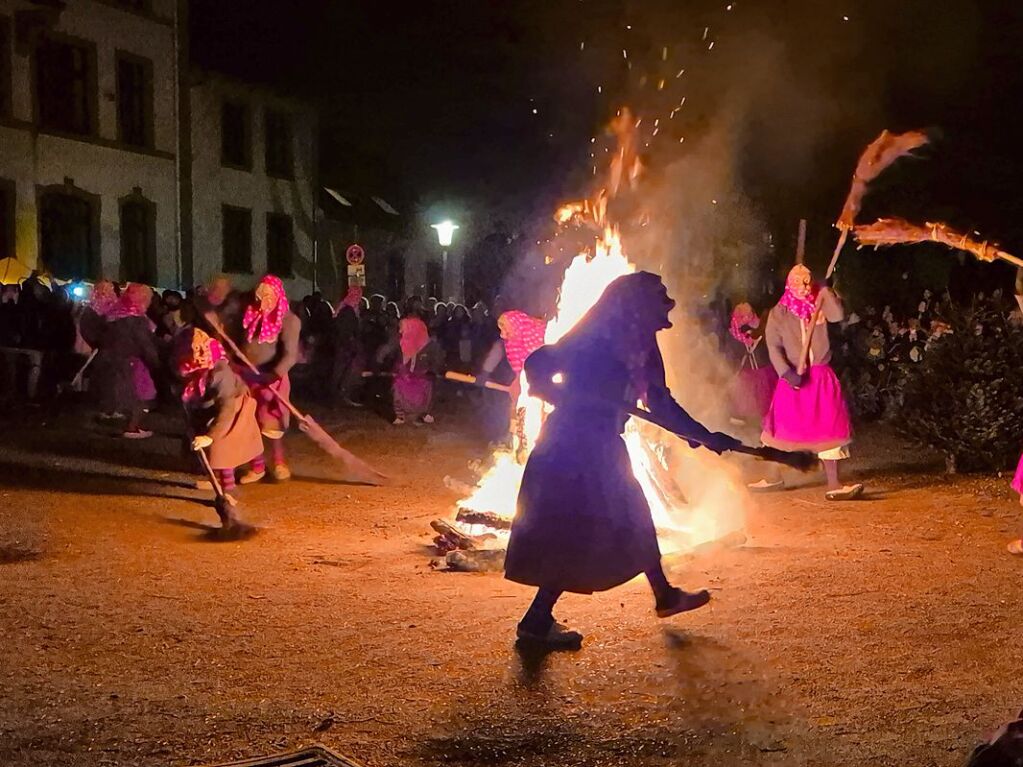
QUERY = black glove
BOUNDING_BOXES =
[782,370,803,389]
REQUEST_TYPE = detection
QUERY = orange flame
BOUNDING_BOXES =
[453,107,745,552]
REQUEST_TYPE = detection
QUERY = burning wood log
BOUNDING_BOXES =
[445,548,506,573]
[455,508,513,531]
[430,519,501,554]
[852,218,1023,268]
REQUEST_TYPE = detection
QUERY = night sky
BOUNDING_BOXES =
[191,1,1023,284]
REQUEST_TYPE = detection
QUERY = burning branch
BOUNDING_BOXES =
[836,130,930,233]
[853,218,1023,269]
[826,129,930,277]
[799,129,929,374]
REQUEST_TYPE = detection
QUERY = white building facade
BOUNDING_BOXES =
[0,0,318,294]
[189,73,317,297]
[0,0,180,286]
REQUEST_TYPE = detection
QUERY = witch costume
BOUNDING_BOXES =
[391,315,439,425]
[179,328,264,486]
[476,310,548,443]
[760,265,862,500]
[92,283,159,438]
[728,303,777,424]
[239,275,301,482]
[504,272,736,648]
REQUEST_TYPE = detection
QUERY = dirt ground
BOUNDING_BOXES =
[1,390,1022,767]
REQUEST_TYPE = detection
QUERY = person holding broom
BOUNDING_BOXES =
[505,272,738,649]
[238,275,301,483]
[474,309,548,443]
[757,264,863,501]
[177,327,262,531]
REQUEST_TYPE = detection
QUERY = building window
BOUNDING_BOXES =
[119,198,155,284]
[264,108,293,178]
[387,251,405,301]
[221,205,252,274]
[0,180,14,261]
[221,100,251,169]
[34,36,95,136]
[116,54,153,149]
[39,189,98,280]
[266,213,294,278]
[0,18,11,118]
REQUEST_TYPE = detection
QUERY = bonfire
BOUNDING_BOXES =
[433,109,749,571]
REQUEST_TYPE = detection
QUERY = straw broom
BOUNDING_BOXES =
[797,129,930,374]
[203,312,388,486]
[852,218,1023,268]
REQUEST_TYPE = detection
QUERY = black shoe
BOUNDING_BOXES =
[655,588,711,618]
[516,620,584,649]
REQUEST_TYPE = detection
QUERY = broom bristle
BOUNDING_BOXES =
[854,218,1012,265]
[837,130,929,229]
[300,415,389,485]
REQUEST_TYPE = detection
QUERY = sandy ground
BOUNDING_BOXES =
[1,390,1022,767]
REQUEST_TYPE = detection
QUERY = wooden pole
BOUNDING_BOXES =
[795,219,807,265]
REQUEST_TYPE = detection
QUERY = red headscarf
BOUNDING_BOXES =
[88,280,119,317]
[107,282,153,320]
[243,275,289,343]
[498,310,547,375]
[399,316,430,366]
[729,303,759,348]
[335,285,363,316]
[177,327,225,402]
[778,265,818,322]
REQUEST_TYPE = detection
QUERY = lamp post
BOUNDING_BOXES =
[431,220,459,300]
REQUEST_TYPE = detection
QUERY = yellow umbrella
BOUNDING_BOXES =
[0,257,33,286]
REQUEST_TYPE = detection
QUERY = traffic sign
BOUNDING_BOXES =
[345,244,365,265]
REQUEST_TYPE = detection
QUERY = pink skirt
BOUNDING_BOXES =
[731,366,778,421]
[393,366,433,418]
[249,373,291,433]
[1011,454,1023,494]
[129,358,156,402]
[761,364,852,453]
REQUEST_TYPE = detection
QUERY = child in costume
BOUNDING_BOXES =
[178,327,263,529]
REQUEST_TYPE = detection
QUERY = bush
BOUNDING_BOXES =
[897,300,1023,473]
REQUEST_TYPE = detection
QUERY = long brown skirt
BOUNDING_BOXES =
[208,392,264,470]
[504,413,661,594]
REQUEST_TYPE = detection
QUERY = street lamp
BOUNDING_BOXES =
[431,220,459,299]
[431,220,459,247]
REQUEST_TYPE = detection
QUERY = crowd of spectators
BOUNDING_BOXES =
[0,274,505,421]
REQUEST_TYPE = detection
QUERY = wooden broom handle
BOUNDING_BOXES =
[445,371,512,392]
[800,227,850,375]
[203,313,305,422]
[195,446,225,498]
[796,296,824,376]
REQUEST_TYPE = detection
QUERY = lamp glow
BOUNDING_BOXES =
[431,221,459,247]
